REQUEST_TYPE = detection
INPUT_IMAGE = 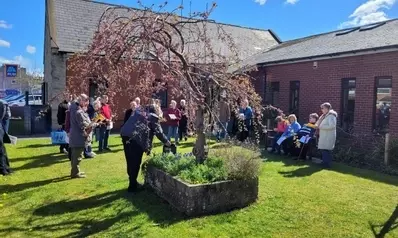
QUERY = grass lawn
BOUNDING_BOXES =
[0,136,397,238]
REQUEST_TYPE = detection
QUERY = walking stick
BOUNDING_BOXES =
[298,143,305,160]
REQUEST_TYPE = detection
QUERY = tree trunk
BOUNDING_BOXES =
[193,105,207,164]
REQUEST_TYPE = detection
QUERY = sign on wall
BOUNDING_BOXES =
[5,64,18,77]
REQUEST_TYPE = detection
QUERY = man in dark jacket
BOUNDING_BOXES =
[121,104,170,192]
[0,100,12,176]
[57,95,70,154]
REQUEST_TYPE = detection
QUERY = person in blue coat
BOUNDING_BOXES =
[280,114,301,155]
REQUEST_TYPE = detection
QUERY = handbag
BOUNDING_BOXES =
[51,130,67,145]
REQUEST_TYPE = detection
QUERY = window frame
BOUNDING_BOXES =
[373,76,393,133]
[340,78,356,130]
[289,81,300,115]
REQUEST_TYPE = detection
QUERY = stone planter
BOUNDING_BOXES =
[144,166,259,217]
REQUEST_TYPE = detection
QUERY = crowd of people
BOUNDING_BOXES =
[1,92,337,188]
[268,102,337,168]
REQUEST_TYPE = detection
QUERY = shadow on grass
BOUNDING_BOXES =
[0,176,70,193]
[278,166,323,178]
[32,189,186,237]
[19,143,55,149]
[12,153,69,171]
[262,150,398,186]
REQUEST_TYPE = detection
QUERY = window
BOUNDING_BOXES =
[341,78,356,132]
[374,77,392,133]
[267,82,280,106]
[88,78,108,99]
[289,81,300,115]
[359,22,386,31]
[335,27,359,36]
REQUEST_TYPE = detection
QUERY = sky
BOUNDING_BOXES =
[0,0,397,74]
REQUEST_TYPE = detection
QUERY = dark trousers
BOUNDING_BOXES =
[271,132,283,152]
[122,136,144,189]
[290,137,314,159]
[321,150,332,168]
[98,126,110,151]
[0,127,11,175]
[179,123,188,141]
[281,136,294,154]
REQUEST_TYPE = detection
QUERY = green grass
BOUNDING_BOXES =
[0,136,397,238]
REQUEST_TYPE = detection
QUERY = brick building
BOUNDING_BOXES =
[44,0,280,129]
[242,20,398,137]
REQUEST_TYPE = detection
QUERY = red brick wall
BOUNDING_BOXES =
[257,51,398,137]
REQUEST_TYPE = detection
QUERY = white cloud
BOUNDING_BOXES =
[285,0,299,4]
[26,45,37,54]
[340,0,396,28]
[0,39,10,48]
[254,0,267,5]
[0,55,33,70]
[0,20,12,29]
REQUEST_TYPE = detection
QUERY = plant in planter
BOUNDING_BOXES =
[142,147,261,216]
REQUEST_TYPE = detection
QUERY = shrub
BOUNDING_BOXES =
[209,147,261,181]
[143,147,261,184]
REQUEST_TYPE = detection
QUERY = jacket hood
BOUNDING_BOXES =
[328,110,338,118]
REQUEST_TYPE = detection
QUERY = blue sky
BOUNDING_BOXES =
[0,0,397,73]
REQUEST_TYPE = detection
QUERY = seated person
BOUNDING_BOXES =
[270,116,287,154]
[290,113,319,160]
[280,114,301,155]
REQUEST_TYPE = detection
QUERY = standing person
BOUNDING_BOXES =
[1,100,10,134]
[69,94,91,178]
[0,100,12,176]
[57,95,70,154]
[316,103,337,168]
[84,98,97,159]
[166,100,181,145]
[238,99,253,142]
[123,100,137,125]
[217,96,230,142]
[178,99,188,142]
[98,95,112,152]
[121,104,170,192]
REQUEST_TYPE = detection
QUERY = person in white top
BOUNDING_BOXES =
[316,102,338,168]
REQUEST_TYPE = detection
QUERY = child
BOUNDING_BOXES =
[270,116,287,154]
[291,113,319,160]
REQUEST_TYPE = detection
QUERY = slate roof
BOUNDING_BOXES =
[48,0,280,60]
[239,19,398,67]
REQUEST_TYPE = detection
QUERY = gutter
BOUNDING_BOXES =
[257,45,398,67]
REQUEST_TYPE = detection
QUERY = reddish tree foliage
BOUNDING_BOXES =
[67,1,265,162]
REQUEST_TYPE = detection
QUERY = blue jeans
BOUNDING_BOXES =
[321,150,332,168]
[217,122,228,140]
[2,119,9,134]
[98,126,110,151]
[168,126,179,143]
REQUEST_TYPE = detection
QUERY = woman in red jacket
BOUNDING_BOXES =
[166,100,181,145]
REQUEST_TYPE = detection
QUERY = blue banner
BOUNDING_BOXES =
[5,64,18,77]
